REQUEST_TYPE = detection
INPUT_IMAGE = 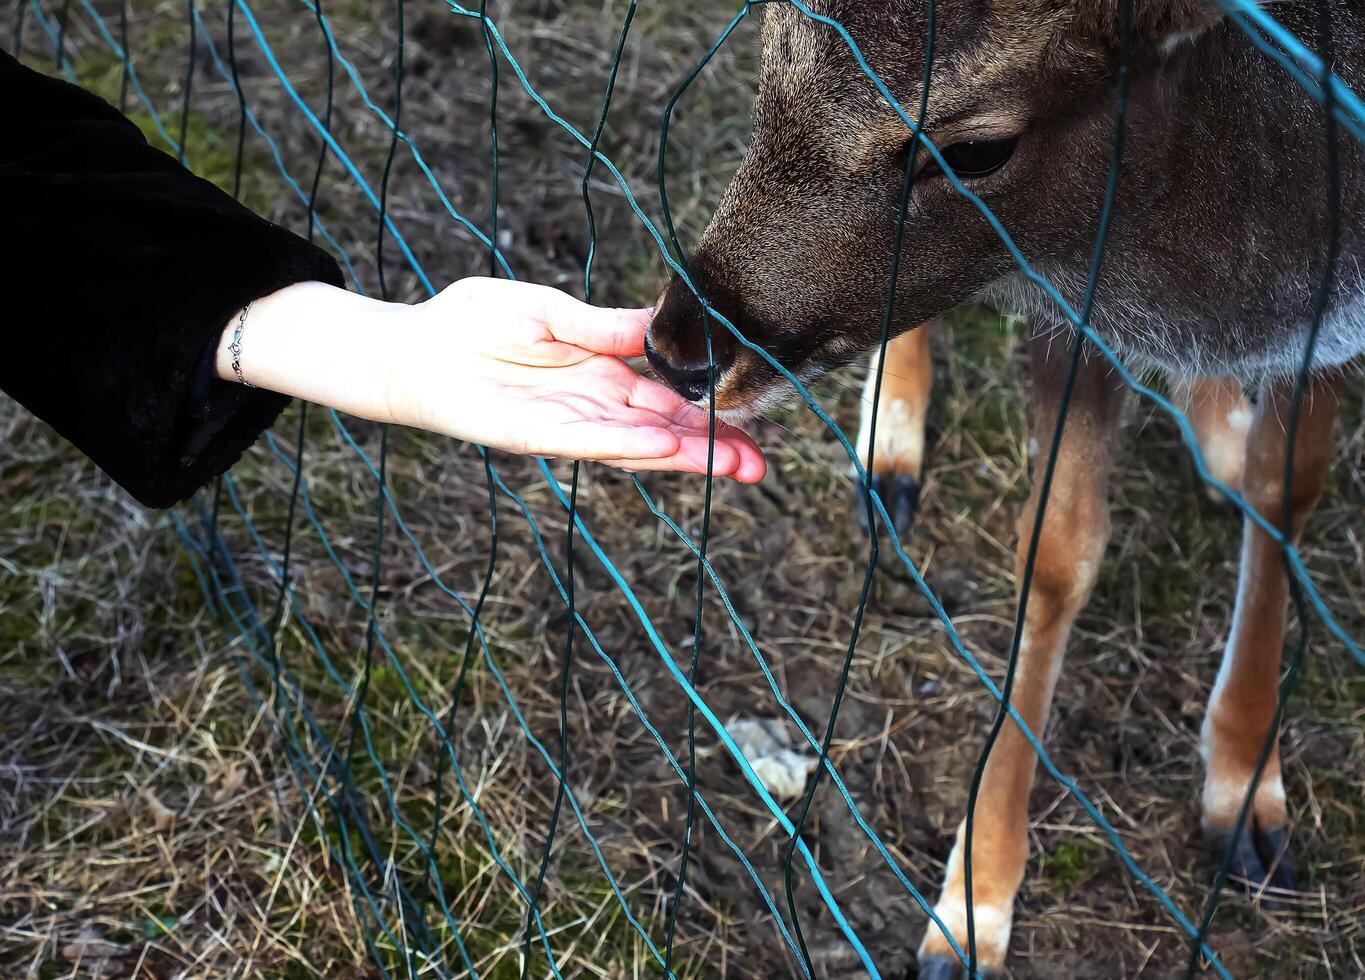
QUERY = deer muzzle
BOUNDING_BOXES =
[646,260,799,414]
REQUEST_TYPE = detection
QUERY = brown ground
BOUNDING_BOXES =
[2,1,1362,978]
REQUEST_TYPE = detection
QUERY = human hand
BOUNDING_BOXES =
[395,278,766,481]
[224,278,766,482]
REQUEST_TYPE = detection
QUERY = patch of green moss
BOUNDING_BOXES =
[1042,839,1093,895]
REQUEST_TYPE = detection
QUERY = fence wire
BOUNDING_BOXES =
[10,0,1364,976]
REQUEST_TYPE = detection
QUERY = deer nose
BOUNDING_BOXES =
[647,263,743,401]
[645,340,733,402]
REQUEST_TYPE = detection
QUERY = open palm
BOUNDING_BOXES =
[404,278,767,483]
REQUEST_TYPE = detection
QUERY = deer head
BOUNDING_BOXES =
[645,0,1231,414]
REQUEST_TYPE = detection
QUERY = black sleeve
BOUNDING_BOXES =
[1,50,345,508]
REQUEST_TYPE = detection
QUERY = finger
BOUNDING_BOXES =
[541,421,742,478]
[602,430,741,477]
[627,431,766,483]
[626,374,703,416]
[538,289,652,358]
[530,423,681,463]
[627,377,748,437]
[676,435,741,477]
[596,441,742,479]
[728,435,768,484]
[662,414,767,476]
[627,377,768,483]
[600,456,734,477]
[537,425,764,483]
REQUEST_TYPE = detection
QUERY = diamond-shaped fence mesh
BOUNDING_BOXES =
[8,0,1363,976]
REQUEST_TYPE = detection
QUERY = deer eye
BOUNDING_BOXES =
[923,137,1018,180]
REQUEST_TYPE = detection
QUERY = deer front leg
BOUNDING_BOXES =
[855,324,933,537]
[918,336,1124,979]
[1199,372,1341,903]
[1171,374,1253,495]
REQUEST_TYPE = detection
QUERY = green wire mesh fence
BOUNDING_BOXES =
[9,0,1364,976]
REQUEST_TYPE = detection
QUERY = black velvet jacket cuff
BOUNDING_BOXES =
[2,50,345,508]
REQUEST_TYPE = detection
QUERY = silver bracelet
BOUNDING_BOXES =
[229,302,253,387]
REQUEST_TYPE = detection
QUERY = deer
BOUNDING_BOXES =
[643,1,1363,976]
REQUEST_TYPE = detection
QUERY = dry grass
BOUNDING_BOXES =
[3,1,1363,978]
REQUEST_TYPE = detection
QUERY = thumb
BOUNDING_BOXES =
[544,295,652,357]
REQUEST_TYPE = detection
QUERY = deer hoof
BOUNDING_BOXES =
[1204,824,1299,909]
[855,472,921,539]
[1253,826,1298,897]
[915,955,1004,980]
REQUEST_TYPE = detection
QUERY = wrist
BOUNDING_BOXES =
[218,303,253,386]
[216,282,414,424]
